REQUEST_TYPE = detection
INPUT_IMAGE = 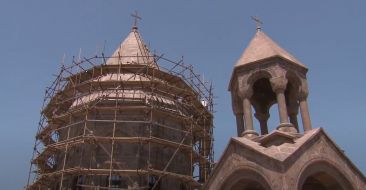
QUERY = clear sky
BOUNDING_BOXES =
[0,0,365,189]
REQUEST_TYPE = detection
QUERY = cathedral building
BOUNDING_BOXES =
[27,22,214,190]
[204,25,366,190]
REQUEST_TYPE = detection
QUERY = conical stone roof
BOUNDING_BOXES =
[235,30,306,68]
[106,27,157,68]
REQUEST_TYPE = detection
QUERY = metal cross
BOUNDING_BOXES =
[131,11,142,28]
[251,16,263,31]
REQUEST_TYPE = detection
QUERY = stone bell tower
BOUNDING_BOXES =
[204,23,366,190]
[229,26,311,138]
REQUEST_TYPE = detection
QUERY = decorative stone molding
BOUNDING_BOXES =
[277,123,297,133]
[241,129,259,139]
[270,76,288,93]
[268,65,287,77]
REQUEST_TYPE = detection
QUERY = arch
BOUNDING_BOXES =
[297,160,354,190]
[247,70,272,87]
[219,167,271,190]
[249,72,276,135]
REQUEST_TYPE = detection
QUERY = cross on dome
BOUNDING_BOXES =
[131,11,142,29]
[251,16,263,31]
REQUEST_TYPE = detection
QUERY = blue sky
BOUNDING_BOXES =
[0,0,365,189]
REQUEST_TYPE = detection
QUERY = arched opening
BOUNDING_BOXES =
[251,77,276,135]
[220,169,271,190]
[298,161,354,190]
[302,172,344,190]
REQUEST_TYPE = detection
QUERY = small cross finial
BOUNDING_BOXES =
[251,16,263,31]
[131,11,142,29]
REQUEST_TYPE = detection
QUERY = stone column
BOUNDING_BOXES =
[298,87,312,132]
[300,98,312,132]
[238,85,258,139]
[288,105,299,132]
[276,90,289,123]
[232,93,245,137]
[299,80,312,132]
[242,98,258,138]
[289,114,299,132]
[270,77,297,133]
[235,113,244,136]
[255,112,269,135]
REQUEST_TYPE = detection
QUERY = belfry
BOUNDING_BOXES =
[205,23,366,190]
[229,26,311,138]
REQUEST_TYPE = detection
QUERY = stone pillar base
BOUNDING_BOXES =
[277,123,298,133]
[241,130,259,139]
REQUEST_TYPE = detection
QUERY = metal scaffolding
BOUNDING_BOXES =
[27,52,214,189]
